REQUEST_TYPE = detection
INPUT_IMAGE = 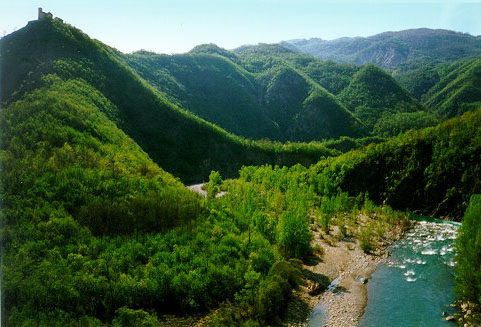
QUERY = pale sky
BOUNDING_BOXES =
[1,0,481,54]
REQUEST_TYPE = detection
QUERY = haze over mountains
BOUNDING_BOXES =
[283,28,481,69]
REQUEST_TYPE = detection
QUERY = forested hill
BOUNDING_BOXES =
[422,57,481,118]
[283,28,481,70]
[337,64,425,129]
[123,42,431,140]
[232,43,431,136]
[122,46,367,142]
[308,108,481,218]
[0,18,338,183]
[283,29,481,123]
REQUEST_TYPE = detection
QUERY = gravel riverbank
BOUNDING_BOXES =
[281,221,410,327]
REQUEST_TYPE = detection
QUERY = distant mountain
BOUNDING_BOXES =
[283,28,481,70]
[283,29,481,120]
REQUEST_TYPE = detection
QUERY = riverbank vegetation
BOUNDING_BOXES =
[456,194,481,325]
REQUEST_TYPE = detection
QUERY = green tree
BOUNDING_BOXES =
[456,195,481,305]
[206,170,223,199]
[276,207,311,259]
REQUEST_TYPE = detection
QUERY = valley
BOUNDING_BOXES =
[1,9,481,327]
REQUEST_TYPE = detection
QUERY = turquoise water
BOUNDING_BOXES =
[360,220,459,327]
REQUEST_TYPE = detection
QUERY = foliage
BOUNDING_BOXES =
[338,65,425,129]
[359,224,375,253]
[456,195,481,305]
[0,80,319,325]
[276,204,312,258]
[112,308,159,327]
[124,48,367,142]
[0,18,337,184]
[373,111,440,137]
[207,170,223,199]
[309,109,481,218]
[423,57,481,118]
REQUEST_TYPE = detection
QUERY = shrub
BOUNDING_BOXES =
[359,224,375,253]
[112,307,158,327]
[319,214,331,234]
[312,244,325,255]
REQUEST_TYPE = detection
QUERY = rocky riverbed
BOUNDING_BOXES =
[280,221,408,327]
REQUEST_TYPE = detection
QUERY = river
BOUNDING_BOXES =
[360,219,459,327]
[308,218,460,327]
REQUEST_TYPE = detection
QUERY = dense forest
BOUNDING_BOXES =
[0,19,342,183]
[1,16,481,327]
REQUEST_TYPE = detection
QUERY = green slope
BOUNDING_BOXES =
[258,65,367,141]
[423,57,481,118]
[0,76,203,235]
[0,68,303,327]
[234,44,438,136]
[123,50,281,140]
[234,43,360,95]
[0,19,335,183]
[309,108,481,218]
[338,65,427,128]
[122,44,367,142]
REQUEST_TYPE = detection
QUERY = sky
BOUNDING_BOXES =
[1,0,481,54]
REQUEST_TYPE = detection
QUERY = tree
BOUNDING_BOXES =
[276,207,311,259]
[456,194,481,304]
[206,170,223,199]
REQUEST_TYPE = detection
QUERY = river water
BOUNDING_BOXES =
[307,218,460,327]
[360,219,459,327]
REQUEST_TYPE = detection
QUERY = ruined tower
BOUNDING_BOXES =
[38,8,53,20]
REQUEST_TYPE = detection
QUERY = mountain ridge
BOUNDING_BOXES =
[283,28,481,69]
[0,18,335,183]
